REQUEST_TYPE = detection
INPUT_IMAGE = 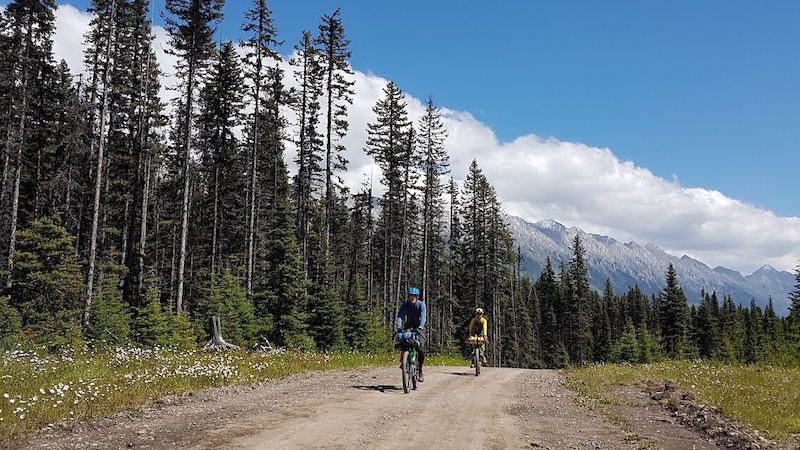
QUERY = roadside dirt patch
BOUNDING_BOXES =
[609,381,781,450]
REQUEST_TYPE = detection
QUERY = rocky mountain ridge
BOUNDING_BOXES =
[506,215,795,314]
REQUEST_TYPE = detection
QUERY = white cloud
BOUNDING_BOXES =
[53,4,89,73]
[53,4,178,104]
[52,5,800,276]
[445,134,800,275]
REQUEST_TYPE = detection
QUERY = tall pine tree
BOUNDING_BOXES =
[163,0,223,313]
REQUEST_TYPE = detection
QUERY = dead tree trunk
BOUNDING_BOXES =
[203,316,239,351]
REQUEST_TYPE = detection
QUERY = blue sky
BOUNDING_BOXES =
[254,0,800,217]
[44,0,800,274]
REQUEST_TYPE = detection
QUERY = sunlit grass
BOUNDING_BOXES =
[567,361,800,446]
[0,346,395,441]
[426,353,469,366]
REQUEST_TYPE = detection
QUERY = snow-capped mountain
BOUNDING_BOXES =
[506,215,796,314]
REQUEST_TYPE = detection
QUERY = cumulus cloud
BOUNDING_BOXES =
[52,5,800,275]
[53,5,89,73]
[486,138,800,274]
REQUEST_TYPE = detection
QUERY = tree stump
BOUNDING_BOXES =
[203,316,240,351]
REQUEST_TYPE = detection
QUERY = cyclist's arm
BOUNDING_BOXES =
[481,318,488,336]
[419,302,427,329]
[395,304,406,329]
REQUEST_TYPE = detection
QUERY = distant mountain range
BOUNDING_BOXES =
[506,215,796,314]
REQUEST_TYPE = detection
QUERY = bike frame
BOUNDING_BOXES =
[467,334,486,376]
[397,330,420,393]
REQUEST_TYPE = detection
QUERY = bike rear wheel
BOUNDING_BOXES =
[401,351,410,393]
[474,347,481,376]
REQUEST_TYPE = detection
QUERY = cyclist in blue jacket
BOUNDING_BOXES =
[396,286,427,381]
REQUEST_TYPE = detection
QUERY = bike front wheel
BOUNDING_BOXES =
[410,350,418,390]
[401,351,410,393]
[474,347,481,376]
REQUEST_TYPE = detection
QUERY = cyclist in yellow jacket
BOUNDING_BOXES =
[468,307,488,366]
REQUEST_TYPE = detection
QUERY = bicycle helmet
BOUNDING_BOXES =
[408,286,420,296]
[475,307,484,314]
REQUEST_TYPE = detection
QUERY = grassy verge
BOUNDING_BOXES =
[567,361,800,446]
[425,353,470,366]
[0,347,398,441]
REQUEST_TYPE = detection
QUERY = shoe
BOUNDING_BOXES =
[482,357,488,364]
[470,363,474,368]
[417,370,424,382]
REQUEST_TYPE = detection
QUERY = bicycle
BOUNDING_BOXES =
[396,329,420,393]
[467,334,487,376]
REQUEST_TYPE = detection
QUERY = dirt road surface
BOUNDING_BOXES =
[10,365,759,450]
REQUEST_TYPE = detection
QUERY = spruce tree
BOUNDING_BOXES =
[249,64,312,348]
[314,8,354,244]
[123,0,166,309]
[35,61,89,236]
[536,257,563,367]
[788,257,800,340]
[365,81,412,323]
[199,268,256,347]
[239,0,281,294]
[659,263,689,358]
[254,195,312,349]
[85,261,132,348]
[442,177,461,349]
[290,29,324,276]
[517,276,540,368]
[1,0,58,290]
[343,188,374,349]
[196,41,245,275]
[163,0,224,313]
[610,320,641,363]
[693,291,721,359]
[416,96,448,348]
[568,234,593,365]
[132,283,170,347]
[760,297,784,361]
[455,160,514,365]
[0,295,22,348]
[594,279,614,362]
[742,299,763,363]
[82,0,116,324]
[9,216,84,349]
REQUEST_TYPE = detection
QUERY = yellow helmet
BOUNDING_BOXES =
[475,308,484,315]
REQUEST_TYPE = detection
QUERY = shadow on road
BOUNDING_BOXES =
[351,385,404,393]
[450,371,481,376]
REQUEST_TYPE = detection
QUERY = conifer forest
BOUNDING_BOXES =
[1,0,799,367]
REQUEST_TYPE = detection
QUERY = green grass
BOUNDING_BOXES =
[0,346,397,441]
[567,361,800,446]
[425,352,470,366]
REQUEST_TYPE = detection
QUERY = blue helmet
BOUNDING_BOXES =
[408,286,420,296]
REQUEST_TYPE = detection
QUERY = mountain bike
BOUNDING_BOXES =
[396,329,420,393]
[467,334,486,376]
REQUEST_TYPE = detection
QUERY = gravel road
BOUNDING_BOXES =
[10,365,753,450]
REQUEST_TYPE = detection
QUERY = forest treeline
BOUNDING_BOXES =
[1,0,799,367]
